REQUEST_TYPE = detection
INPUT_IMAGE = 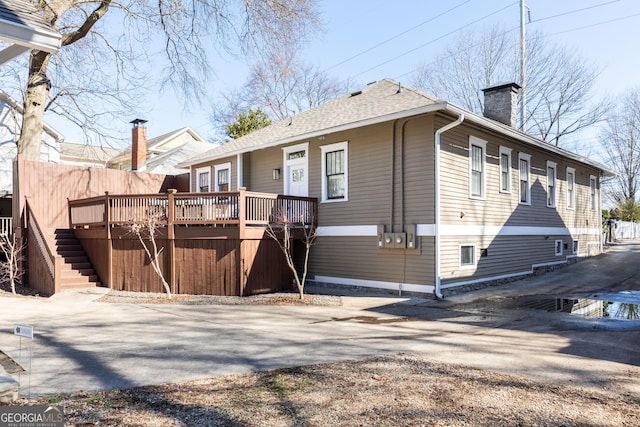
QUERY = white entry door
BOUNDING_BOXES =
[283,143,308,197]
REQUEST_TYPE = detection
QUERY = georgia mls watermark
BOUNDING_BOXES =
[0,405,64,427]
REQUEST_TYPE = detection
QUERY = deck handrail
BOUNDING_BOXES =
[68,190,317,229]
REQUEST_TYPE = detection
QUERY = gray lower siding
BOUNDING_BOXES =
[307,232,601,294]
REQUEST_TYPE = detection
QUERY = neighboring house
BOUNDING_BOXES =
[107,122,213,174]
[178,79,615,297]
[59,142,121,168]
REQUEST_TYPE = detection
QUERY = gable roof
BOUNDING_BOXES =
[180,78,614,176]
[108,126,206,165]
[59,142,121,165]
[0,0,61,66]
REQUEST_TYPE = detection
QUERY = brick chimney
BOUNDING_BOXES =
[482,83,521,128]
[130,118,148,171]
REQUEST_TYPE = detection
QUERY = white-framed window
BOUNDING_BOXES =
[547,161,557,208]
[573,240,579,254]
[566,167,576,210]
[320,141,348,202]
[214,162,231,192]
[460,244,476,268]
[499,146,512,193]
[518,153,532,205]
[590,175,597,211]
[555,240,563,256]
[469,136,487,199]
[195,166,211,192]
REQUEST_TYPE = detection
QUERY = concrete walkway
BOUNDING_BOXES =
[1,242,639,399]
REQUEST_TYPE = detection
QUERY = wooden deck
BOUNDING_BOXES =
[67,189,317,296]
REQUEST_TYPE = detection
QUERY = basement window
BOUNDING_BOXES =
[460,244,476,268]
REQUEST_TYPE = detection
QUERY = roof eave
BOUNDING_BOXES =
[177,102,448,168]
[443,105,616,177]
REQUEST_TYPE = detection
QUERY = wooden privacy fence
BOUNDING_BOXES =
[68,188,317,296]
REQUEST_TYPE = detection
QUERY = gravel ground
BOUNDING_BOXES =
[12,353,639,426]
[3,288,639,426]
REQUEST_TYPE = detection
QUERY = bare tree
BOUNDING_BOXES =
[211,50,349,135]
[0,232,25,294]
[9,0,320,157]
[600,88,640,205]
[265,206,317,300]
[411,26,607,147]
[129,215,171,297]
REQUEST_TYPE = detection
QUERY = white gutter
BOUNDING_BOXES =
[434,113,464,299]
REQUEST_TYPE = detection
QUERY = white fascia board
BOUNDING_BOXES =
[0,18,61,53]
[179,102,449,167]
[443,105,616,177]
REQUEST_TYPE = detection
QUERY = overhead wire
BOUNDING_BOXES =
[352,1,518,78]
[325,0,472,72]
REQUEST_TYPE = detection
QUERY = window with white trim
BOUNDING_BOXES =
[518,153,531,205]
[320,141,348,202]
[547,161,557,208]
[469,137,487,199]
[590,175,597,210]
[555,240,563,256]
[195,166,211,192]
[499,146,512,193]
[566,167,576,210]
[214,162,231,192]
[460,244,476,268]
[573,240,579,254]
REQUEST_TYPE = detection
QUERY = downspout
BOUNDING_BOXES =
[434,113,464,299]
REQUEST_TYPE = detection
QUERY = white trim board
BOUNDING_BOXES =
[313,275,435,295]
[316,224,601,237]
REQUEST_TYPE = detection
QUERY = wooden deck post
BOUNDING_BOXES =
[105,192,113,289]
[167,189,177,293]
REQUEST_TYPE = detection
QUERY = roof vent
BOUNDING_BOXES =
[350,90,362,97]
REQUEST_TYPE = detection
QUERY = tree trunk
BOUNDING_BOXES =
[17,50,52,161]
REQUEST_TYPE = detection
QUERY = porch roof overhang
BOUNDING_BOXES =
[0,0,61,66]
[180,101,616,178]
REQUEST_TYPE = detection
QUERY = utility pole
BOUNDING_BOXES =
[520,0,527,131]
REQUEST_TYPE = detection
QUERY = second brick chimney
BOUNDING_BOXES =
[482,83,521,128]
[130,118,148,171]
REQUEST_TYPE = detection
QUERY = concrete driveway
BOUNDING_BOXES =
[1,242,639,399]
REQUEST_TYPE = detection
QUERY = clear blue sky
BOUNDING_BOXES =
[46,0,640,153]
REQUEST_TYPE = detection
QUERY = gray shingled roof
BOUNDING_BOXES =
[180,78,614,176]
[0,0,61,65]
[183,78,443,165]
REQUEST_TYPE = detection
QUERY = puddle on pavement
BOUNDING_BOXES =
[552,290,640,320]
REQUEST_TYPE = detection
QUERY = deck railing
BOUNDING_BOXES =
[0,217,12,236]
[68,189,317,229]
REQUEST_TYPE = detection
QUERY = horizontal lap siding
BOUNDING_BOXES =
[440,235,572,284]
[315,124,395,226]
[438,121,601,231]
[310,236,435,286]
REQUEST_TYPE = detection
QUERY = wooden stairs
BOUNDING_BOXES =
[54,229,101,290]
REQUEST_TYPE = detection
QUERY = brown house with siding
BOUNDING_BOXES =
[179,79,614,297]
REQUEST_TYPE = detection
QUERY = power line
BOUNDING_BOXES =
[325,0,472,72]
[529,0,620,23]
[548,11,640,36]
[354,1,518,78]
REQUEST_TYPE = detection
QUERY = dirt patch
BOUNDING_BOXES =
[12,353,638,426]
[96,290,342,306]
